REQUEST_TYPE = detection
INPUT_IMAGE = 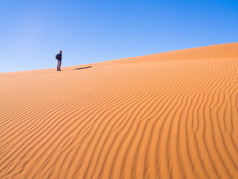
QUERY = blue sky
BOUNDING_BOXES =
[0,0,237,73]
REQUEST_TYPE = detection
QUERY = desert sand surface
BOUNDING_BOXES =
[0,43,238,179]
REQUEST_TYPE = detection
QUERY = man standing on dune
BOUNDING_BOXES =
[56,50,62,71]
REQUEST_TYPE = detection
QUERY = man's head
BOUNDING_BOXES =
[60,50,62,54]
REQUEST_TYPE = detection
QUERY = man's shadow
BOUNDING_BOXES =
[72,66,92,70]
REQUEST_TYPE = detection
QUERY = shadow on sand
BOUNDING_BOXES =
[72,66,92,70]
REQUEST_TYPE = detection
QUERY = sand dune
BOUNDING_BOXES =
[0,43,238,178]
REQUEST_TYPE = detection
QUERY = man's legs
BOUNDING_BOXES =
[57,60,62,71]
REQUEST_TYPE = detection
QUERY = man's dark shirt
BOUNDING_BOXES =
[58,53,62,60]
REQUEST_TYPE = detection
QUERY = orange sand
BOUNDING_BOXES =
[0,43,238,178]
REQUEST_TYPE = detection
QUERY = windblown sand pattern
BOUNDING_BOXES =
[0,43,238,178]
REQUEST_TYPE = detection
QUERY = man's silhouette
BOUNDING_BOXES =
[56,50,62,71]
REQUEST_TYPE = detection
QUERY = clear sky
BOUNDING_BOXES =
[0,0,237,73]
